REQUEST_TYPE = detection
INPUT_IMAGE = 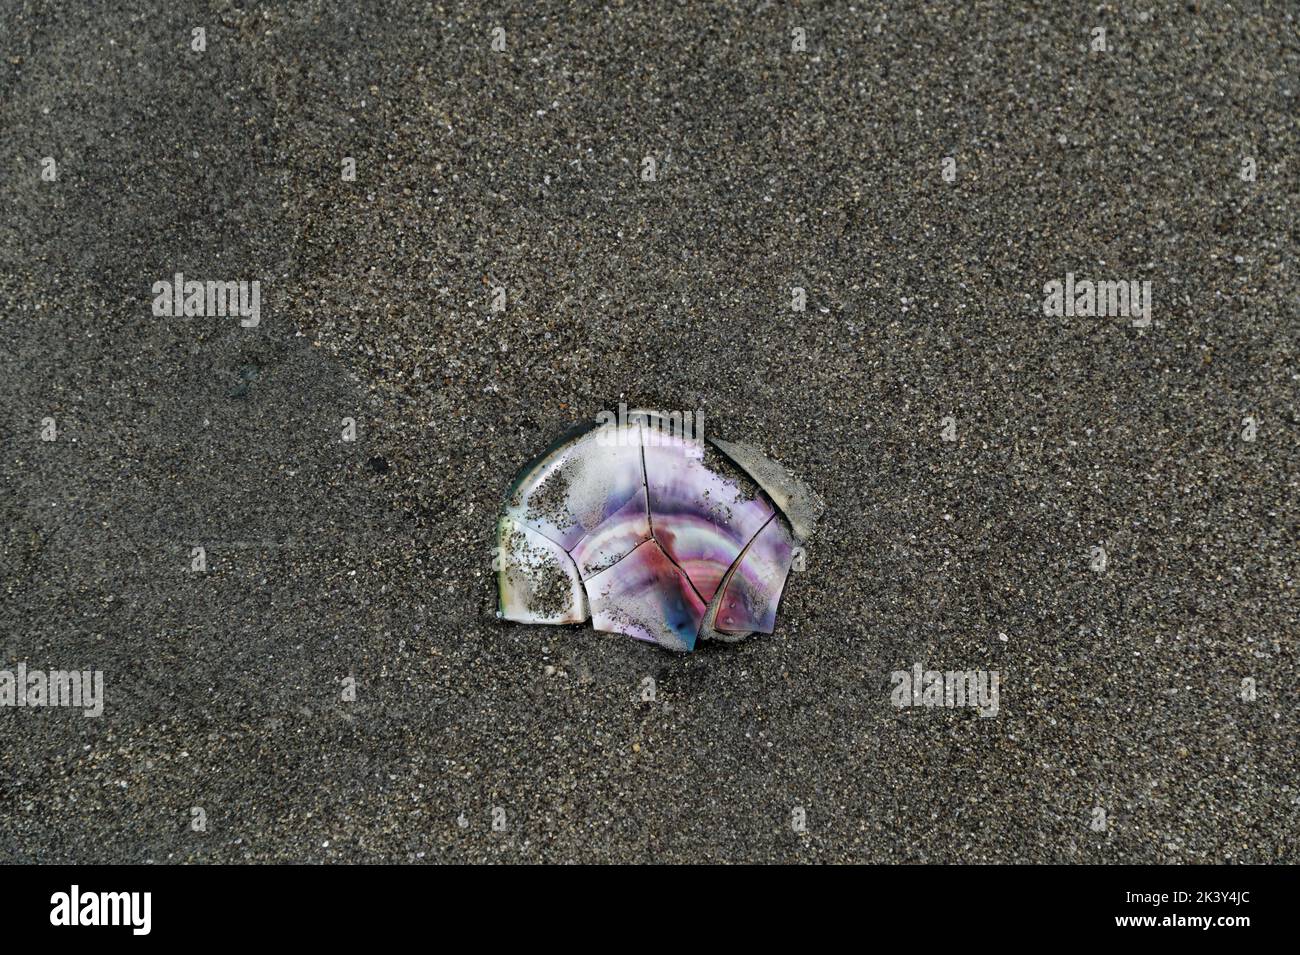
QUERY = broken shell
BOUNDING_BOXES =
[496,411,821,651]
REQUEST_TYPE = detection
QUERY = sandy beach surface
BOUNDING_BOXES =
[1,1,1296,862]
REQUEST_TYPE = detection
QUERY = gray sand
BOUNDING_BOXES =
[1,2,1296,862]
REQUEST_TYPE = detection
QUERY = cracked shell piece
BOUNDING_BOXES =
[496,412,819,651]
[714,515,796,635]
[642,432,774,602]
[496,517,588,624]
[586,539,707,651]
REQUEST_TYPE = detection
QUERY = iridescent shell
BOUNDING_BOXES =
[496,411,820,651]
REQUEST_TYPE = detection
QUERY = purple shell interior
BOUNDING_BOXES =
[498,416,799,651]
